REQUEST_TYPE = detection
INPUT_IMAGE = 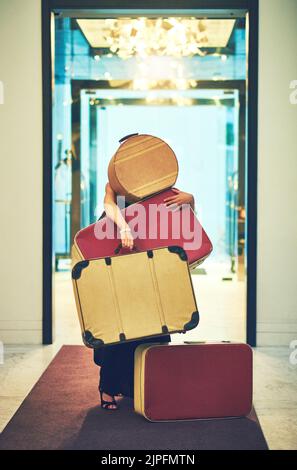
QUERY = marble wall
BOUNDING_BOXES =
[257,0,297,345]
[0,0,43,344]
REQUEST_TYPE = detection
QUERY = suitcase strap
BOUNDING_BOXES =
[106,265,126,340]
[147,255,167,331]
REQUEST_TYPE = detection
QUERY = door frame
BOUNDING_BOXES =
[42,0,259,346]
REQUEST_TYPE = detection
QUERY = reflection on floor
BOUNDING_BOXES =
[0,271,296,449]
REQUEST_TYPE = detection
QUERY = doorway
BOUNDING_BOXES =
[42,2,258,346]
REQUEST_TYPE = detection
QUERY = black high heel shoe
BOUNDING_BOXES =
[99,389,118,410]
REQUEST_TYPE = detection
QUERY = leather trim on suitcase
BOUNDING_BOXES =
[83,331,105,348]
[72,260,89,280]
[183,311,200,331]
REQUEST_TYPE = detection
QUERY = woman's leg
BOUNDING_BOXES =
[99,363,120,397]
[99,344,123,397]
[117,335,171,399]
[98,341,146,399]
[99,368,118,410]
[97,335,171,403]
[98,345,125,410]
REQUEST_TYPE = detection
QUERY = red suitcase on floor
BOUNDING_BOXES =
[134,342,253,421]
[72,188,213,269]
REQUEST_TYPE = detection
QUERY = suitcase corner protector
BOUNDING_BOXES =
[72,260,89,280]
[168,245,188,261]
[83,331,104,348]
[183,311,199,331]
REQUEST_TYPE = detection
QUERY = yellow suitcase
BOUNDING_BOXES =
[72,246,199,348]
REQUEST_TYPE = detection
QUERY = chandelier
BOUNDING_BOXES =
[105,18,209,59]
[78,18,235,59]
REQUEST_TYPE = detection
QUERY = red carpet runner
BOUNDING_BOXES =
[0,346,268,450]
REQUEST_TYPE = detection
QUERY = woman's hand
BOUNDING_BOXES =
[120,227,134,249]
[164,189,195,210]
[104,183,134,249]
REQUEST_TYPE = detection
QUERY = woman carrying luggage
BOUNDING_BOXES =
[95,182,195,410]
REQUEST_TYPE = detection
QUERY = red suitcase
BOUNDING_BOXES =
[72,188,213,269]
[134,342,253,421]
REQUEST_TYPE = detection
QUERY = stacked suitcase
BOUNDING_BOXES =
[72,133,253,421]
[72,187,213,269]
[72,246,199,348]
[108,133,179,202]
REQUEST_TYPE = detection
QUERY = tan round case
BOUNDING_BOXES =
[108,134,179,201]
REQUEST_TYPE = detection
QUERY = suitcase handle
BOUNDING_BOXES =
[114,243,139,255]
[119,133,138,143]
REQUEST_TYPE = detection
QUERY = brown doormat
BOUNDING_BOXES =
[0,346,268,450]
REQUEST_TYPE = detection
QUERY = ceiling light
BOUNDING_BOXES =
[77,18,235,59]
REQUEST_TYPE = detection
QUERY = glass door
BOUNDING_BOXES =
[53,11,248,342]
[79,84,245,278]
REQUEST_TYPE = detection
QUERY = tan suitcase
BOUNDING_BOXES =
[72,246,199,348]
[108,133,179,202]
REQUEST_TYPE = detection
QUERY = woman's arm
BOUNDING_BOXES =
[104,183,134,249]
[164,188,195,211]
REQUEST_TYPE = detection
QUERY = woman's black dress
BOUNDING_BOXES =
[94,205,170,398]
[94,335,170,398]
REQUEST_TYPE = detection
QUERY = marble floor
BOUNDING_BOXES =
[0,270,296,450]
